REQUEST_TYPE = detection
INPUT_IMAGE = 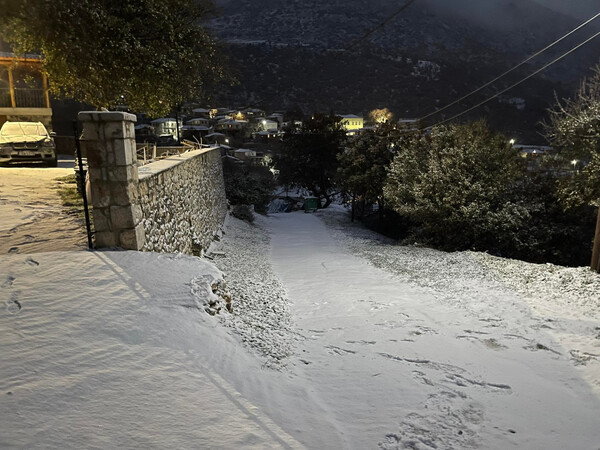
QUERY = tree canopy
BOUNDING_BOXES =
[273,114,346,208]
[544,63,600,208]
[0,0,228,116]
[337,122,402,214]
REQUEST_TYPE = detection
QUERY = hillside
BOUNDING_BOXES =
[209,0,600,141]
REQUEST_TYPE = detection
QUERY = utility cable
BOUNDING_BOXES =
[344,0,418,52]
[420,11,600,122]
[426,29,600,129]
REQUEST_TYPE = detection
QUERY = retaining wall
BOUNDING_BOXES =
[79,111,226,254]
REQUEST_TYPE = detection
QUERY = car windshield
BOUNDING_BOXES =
[1,123,48,137]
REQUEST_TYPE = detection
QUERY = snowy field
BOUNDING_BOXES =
[1,206,599,449]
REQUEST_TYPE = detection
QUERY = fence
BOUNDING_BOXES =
[135,140,205,166]
[0,88,46,108]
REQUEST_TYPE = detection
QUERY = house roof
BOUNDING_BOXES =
[205,132,225,138]
[339,114,362,119]
[151,118,176,124]
[181,125,211,131]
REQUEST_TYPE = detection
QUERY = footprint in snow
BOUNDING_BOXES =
[525,343,561,355]
[346,340,376,345]
[569,349,599,366]
[6,293,22,314]
[25,257,39,266]
[325,345,357,356]
[456,335,507,350]
[2,275,15,288]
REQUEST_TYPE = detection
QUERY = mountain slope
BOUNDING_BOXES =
[209,0,600,141]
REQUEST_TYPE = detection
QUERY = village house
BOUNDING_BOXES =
[0,52,52,130]
[151,117,179,139]
[186,117,210,127]
[338,114,364,135]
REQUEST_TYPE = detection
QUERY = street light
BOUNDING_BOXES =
[509,138,516,145]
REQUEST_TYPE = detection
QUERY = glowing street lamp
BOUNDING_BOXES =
[509,138,516,145]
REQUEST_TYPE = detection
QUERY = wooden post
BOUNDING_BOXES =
[7,67,15,108]
[42,73,50,108]
[591,206,600,272]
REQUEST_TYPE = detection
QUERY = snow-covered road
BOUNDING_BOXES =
[2,207,599,449]
[265,211,600,449]
[0,162,87,254]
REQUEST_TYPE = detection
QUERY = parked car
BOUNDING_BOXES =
[0,121,57,166]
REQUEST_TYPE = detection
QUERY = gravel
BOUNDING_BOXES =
[208,214,299,369]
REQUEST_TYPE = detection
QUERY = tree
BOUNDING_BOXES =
[273,114,346,208]
[222,158,276,214]
[337,122,403,219]
[367,108,394,125]
[0,0,228,116]
[544,63,600,208]
[544,62,600,271]
[384,121,528,251]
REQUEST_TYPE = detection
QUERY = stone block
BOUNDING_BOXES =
[110,204,142,229]
[95,230,118,248]
[110,181,139,206]
[119,223,146,250]
[92,207,111,232]
[90,181,112,208]
[87,167,104,182]
[113,139,137,166]
[107,165,138,183]
[81,140,109,168]
[79,110,137,124]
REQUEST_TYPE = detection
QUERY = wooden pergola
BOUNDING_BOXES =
[0,53,50,109]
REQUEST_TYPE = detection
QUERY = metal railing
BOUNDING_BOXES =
[136,140,204,166]
[0,88,47,108]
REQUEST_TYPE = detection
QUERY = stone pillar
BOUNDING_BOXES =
[78,111,145,250]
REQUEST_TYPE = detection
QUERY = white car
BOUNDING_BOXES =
[0,121,57,166]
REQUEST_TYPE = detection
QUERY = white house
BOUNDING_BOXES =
[151,118,178,138]
[234,148,257,160]
[186,117,210,127]
[338,114,364,134]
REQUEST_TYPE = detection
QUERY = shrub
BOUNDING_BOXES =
[222,158,276,213]
[231,204,254,223]
[385,121,526,251]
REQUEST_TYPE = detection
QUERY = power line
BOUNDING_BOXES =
[426,29,600,129]
[420,11,600,122]
[344,0,418,52]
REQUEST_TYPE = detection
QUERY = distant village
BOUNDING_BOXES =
[133,106,368,164]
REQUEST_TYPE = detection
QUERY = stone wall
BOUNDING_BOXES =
[80,111,227,254]
[138,149,227,254]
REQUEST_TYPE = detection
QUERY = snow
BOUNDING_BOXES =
[0,250,302,448]
[1,206,599,448]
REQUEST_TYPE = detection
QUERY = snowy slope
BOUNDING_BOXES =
[0,251,302,449]
[2,211,599,449]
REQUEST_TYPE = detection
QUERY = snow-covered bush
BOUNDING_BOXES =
[384,121,597,265]
[231,204,255,223]
[384,121,527,252]
[545,63,600,208]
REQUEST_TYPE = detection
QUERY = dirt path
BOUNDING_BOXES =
[0,161,87,254]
